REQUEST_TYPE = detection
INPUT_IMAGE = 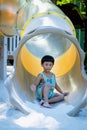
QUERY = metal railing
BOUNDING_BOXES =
[6,35,20,56]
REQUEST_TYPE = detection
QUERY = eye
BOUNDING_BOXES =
[49,63,53,66]
[45,63,48,66]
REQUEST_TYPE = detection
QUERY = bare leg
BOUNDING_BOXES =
[48,94,64,104]
[42,83,51,108]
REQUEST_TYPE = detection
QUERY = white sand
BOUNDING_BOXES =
[0,79,87,130]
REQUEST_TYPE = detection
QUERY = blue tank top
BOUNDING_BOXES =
[40,72,56,89]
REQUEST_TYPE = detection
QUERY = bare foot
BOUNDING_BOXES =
[43,102,51,108]
[40,100,44,105]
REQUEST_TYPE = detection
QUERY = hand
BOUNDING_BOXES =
[62,91,69,96]
[30,84,36,92]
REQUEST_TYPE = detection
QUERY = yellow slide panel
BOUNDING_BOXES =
[20,44,77,77]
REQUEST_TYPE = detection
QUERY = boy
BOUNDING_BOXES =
[30,55,68,108]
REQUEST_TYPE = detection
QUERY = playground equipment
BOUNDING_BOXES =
[0,0,87,116]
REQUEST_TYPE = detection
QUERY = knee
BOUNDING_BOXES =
[44,83,51,89]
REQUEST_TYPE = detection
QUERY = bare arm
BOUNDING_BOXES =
[30,74,42,92]
[55,83,69,96]
[55,83,64,94]
[54,74,63,94]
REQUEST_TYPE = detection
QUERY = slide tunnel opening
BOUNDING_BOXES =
[13,27,86,108]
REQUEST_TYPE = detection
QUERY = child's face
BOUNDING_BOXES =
[41,61,54,72]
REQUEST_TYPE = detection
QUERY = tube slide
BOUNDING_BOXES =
[0,0,87,116]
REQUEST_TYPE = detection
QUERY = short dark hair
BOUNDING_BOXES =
[41,55,55,65]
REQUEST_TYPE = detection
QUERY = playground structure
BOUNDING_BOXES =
[0,0,87,116]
